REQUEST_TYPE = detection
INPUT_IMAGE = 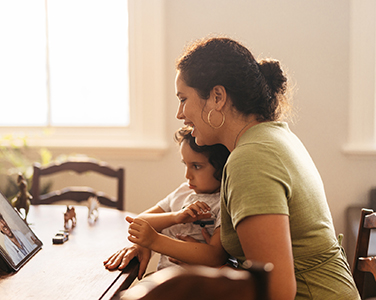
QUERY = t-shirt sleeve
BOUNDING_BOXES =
[223,143,291,229]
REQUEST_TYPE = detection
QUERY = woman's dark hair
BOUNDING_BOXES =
[174,126,230,182]
[176,37,291,122]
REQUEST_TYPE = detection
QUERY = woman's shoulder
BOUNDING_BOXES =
[231,121,299,162]
[237,121,291,145]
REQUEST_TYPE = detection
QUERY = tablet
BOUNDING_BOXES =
[0,191,42,272]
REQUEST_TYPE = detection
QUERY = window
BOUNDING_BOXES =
[0,0,129,127]
[344,0,376,155]
[0,0,167,158]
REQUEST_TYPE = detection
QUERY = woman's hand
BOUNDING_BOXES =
[103,243,151,279]
[127,216,160,248]
[175,201,212,224]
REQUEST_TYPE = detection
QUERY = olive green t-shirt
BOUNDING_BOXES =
[220,122,360,299]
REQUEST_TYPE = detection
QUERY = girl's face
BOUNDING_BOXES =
[175,71,216,146]
[180,140,220,194]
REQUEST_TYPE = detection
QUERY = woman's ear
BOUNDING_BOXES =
[211,85,227,110]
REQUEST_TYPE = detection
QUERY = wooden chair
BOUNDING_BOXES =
[31,158,125,210]
[352,208,376,298]
[121,260,273,300]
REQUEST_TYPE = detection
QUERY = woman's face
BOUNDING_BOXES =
[175,72,215,146]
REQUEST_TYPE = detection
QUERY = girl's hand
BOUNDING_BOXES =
[175,201,212,224]
[126,216,159,248]
[103,243,151,279]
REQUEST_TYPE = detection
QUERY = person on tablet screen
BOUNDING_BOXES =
[0,213,36,265]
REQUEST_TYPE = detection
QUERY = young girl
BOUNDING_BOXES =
[104,126,230,275]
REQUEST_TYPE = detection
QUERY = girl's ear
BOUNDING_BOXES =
[211,85,227,110]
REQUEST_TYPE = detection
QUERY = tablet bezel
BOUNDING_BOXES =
[0,192,42,272]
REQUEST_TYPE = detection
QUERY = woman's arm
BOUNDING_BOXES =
[236,214,296,300]
[127,216,228,267]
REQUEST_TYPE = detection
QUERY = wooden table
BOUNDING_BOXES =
[0,205,139,300]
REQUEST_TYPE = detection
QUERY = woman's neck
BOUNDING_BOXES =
[222,114,259,151]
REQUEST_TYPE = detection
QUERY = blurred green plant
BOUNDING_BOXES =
[0,134,53,200]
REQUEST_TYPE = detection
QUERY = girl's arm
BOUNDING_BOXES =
[127,216,228,267]
[103,244,151,279]
[236,214,297,300]
[104,202,212,274]
[103,205,163,275]
[137,205,173,232]
[138,201,212,232]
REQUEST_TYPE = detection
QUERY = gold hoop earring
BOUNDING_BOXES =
[208,109,225,129]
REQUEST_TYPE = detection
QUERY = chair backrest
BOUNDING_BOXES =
[352,208,376,298]
[121,260,273,300]
[31,159,125,210]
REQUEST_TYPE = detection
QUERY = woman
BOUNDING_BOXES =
[174,37,360,299]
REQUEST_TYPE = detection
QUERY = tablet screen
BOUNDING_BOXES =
[0,192,42,272]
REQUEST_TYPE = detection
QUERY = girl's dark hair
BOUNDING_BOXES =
[176,37,291,122]
[174,126,230,182]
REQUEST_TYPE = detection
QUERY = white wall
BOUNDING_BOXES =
[40,0,376,256]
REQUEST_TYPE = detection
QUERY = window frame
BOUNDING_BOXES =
[0,0,168,159]
[343,0,376,156]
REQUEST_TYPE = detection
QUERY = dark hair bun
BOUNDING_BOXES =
[258,59,287,96]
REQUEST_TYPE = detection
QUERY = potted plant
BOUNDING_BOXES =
[0,134,53,201]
